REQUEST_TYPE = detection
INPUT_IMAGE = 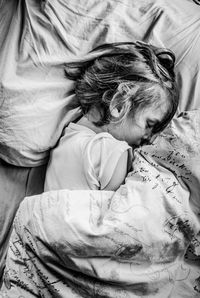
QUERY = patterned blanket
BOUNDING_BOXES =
[1,111,200,297]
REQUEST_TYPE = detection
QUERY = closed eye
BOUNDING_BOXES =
[146,120,161,134]
[146,121,155,129]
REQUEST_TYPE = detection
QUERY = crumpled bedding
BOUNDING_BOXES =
[1,110,200,297]
[1,0,200,166]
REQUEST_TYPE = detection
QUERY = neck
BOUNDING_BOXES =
[77,115,108,134]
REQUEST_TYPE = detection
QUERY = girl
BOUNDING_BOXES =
[44,41,178,192]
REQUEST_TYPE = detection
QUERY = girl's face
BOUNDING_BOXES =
[108,100,169,148]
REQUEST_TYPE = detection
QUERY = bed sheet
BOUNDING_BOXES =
[0,0,200,296]
[0,161,46,282]
[1,110,200,297]
[1,0,200,166]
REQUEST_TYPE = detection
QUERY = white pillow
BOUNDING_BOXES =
[1,0,200,166]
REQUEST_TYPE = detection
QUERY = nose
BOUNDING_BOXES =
[140,133,158,146]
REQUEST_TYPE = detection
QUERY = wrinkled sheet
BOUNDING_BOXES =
[0,0,200,296]
[1,0,200,165]
[1,110,200,297]
[0,160,46,281]
[3,0,200,286]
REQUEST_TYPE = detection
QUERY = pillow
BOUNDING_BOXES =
[1,0,200,166]
[0,0,81,166]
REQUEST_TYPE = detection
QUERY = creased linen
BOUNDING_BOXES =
[1,110,200,297]
[1,0,200,165]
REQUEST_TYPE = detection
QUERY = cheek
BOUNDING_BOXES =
[128,128,142,145]
[124,119,146,144]
[132,126,145,138]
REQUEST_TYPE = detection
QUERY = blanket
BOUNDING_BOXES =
[1,110,200,297]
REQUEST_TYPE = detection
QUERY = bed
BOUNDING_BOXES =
[0,0,200,297]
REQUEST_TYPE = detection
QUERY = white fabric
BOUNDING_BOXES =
[1,110,200,297]
[45,123,131,191]
[1,0,200,165]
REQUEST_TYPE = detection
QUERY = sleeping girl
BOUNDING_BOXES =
[44,41,179,192]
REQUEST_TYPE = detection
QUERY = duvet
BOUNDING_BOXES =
[1,110,200,298]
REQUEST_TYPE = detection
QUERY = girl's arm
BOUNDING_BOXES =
[102,150,128,191]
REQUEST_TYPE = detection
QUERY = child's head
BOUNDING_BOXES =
[65,41,179,146]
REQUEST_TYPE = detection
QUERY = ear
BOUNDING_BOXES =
[109,91,123,118]
[110,107,121,118]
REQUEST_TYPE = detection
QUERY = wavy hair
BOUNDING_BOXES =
[65,41,179,133]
